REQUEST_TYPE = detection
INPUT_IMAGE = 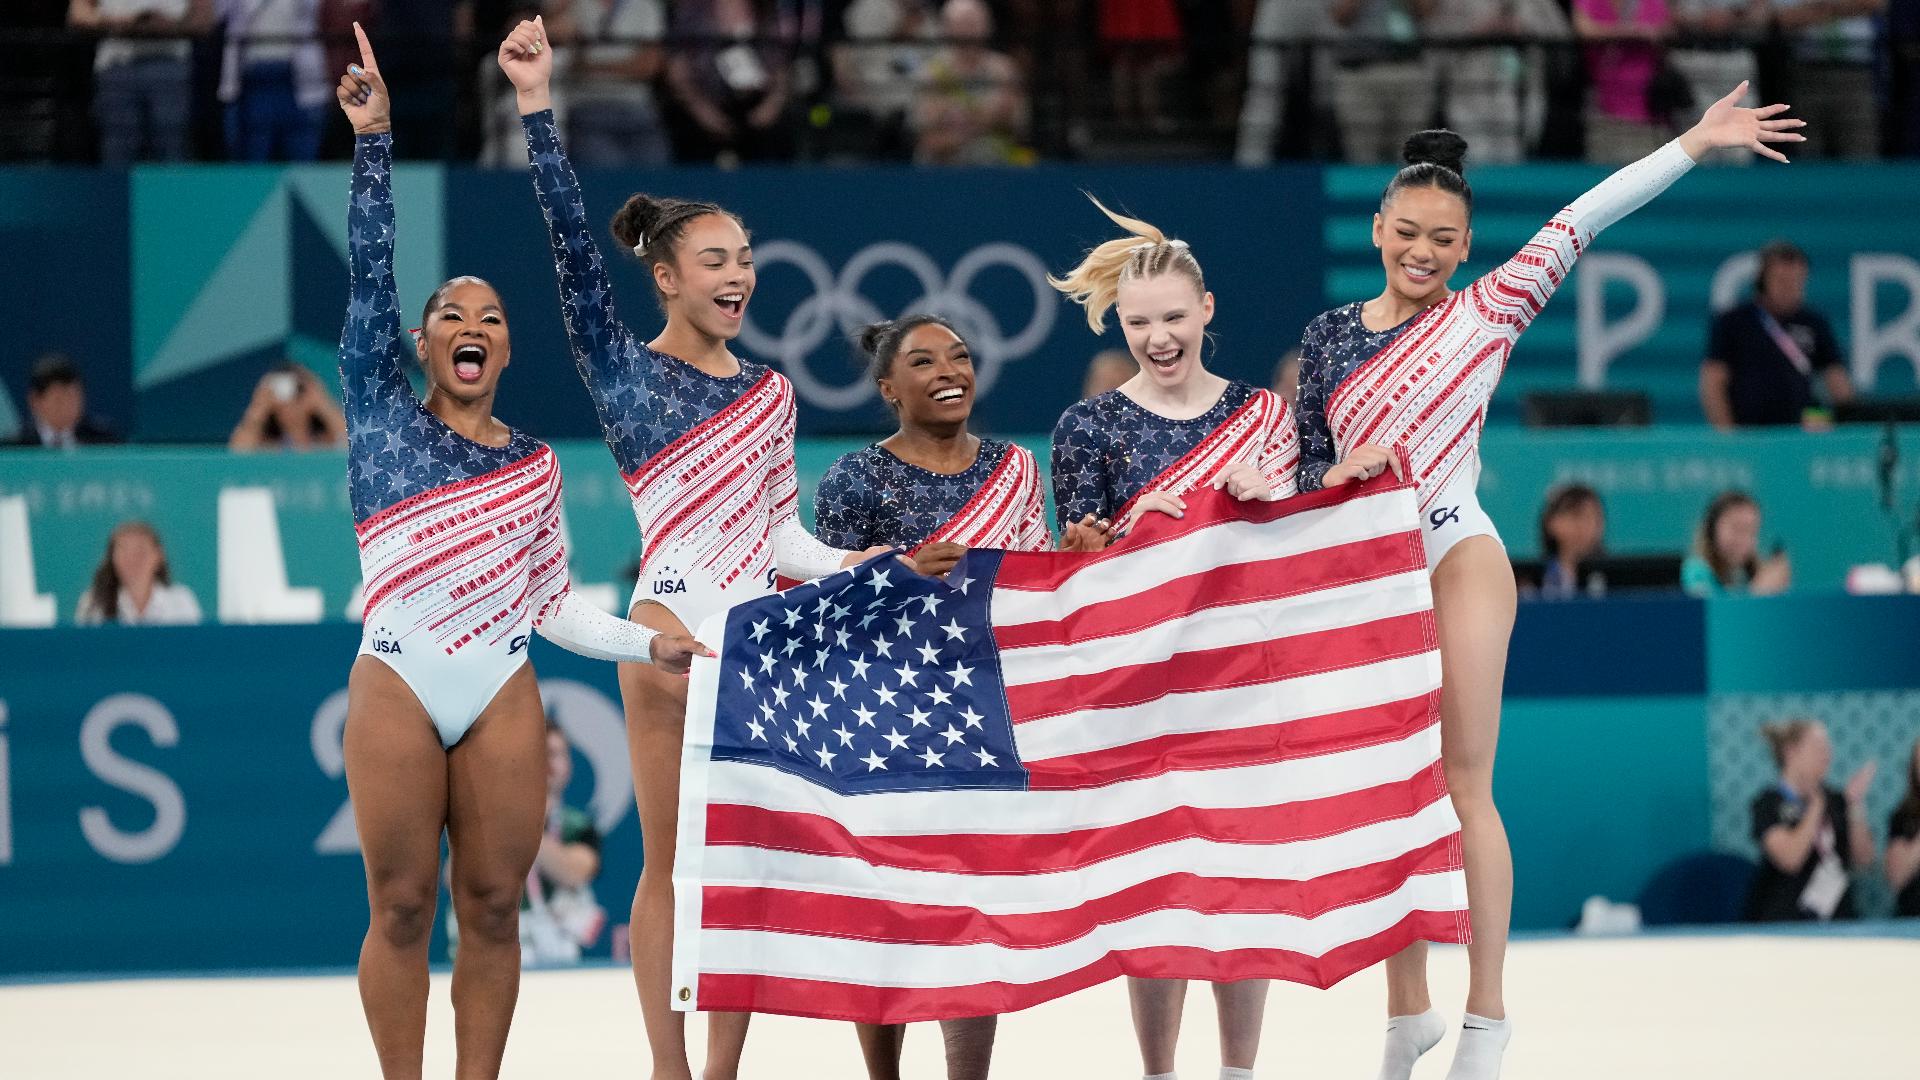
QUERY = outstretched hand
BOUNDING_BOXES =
[335,23,390,134]
[498,15,555,114]
[1683,81,1806,164]
[650,633,716,677]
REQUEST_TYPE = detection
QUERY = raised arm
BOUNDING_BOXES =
[1473,84,1804,336]
[501,17,642,406]
[335,25,416,437]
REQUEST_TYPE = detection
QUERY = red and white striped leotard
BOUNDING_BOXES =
[1324,141,1697,516]
[344,133,661,747]
[522,111,851,641]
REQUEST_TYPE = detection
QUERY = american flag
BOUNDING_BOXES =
[671,477,1468,1024]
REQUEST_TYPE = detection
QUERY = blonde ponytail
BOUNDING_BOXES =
[1049,195,1204,334]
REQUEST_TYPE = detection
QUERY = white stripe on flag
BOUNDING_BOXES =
[701,724,1443,836]
[701,795,1462,913]
[990,489,1411,622]
[996,568,1433,685]
[1016,651,1440,762]
[694,871,1467,987]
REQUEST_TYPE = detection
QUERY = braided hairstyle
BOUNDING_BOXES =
[610,193,748,311]
[1049,195,1205,335]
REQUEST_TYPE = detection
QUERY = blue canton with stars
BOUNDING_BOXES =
[340,134,544,524]
[709,552,1027,794]
[1294,302,1426,493]
[522,111,766,477]
[813,439,1015,550]
[1048,380,1260,530]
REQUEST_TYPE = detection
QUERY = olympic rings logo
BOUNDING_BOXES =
[738,240,1058,411]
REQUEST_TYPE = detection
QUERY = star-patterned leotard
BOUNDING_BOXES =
[815,438,1051,553]
[1049,379,1298,531]
[342,132,660,747]
[521,110,852,636]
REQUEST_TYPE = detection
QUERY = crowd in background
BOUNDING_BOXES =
[9,0,1920,165]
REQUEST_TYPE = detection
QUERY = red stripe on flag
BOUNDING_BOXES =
[703,839,1460,947]
[692,908,1468,1023]
[991,478,1410,594]
[1024,691,1441,790]
[1004,610,1435,722]
[992,531,1422,651]
[704,770,1450,876]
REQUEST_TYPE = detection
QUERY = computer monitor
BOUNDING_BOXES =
[1522,390,1653,428]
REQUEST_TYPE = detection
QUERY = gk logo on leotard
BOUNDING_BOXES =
[508,635,528,655]
[1430,506,1461,530]
[738,240,1057,410]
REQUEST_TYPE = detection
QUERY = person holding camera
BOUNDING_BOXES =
[229,362,347,451]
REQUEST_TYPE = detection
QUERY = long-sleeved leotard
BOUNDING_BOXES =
[1049,379,1299,531]
[342,132,657,746]
[1296,139,1698,502]
[814,438,1051,554]
[522,110,850,635]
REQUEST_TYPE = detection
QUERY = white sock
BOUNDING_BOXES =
[1144,1074,1178,1080]
[1443,1013,1512,1080]
[1220,1069,1255,1080]
[1375,1009,1446,1080]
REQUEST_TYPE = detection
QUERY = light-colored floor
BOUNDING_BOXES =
[2,934,1912,1079]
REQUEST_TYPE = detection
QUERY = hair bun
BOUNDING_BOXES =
[858,320,896,358]
[1402,129,1469,177]
[610,193,673,252]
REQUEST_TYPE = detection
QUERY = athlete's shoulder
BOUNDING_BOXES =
[1053,392,1117,438]
[823,443,885,485]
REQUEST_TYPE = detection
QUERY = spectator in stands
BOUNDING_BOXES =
[1700,240,1854,430]
[216,0,330,161]
[1234,0,1323,166]
[547,0,670,167]
[1668,0,1765,165]
[228,362,346,452]
[1271,347,1301,407]
[75,520,203,625]
[1327,0,1436,164]
[912,0,1028,165]
[1101,0,1184,131]
[455,721,608,963]
[68,0,213,164]
[1536,482,1606,599]
[9,353,120,448]
[1428,0,1571,163]
[1772,0,1885,160]
[665,0,797,164]
[1746,718,1876,921]
[1082,348,1136,398]
[833,0,938,160]
[1572,0,1676,164]
[1682,489,1790,596]
[1887,737,1920,917]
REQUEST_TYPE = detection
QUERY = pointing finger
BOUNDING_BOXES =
[353,21,377,73]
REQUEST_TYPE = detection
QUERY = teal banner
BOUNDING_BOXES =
[5,426,1916,624]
